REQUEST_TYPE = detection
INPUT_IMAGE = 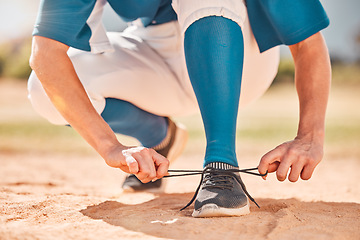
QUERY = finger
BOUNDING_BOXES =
[288,162,304,182]
[276,155,293,181]
[136,150,157,182]
[258,146,286,179]
[151,149,170,178]
[135,158,152,183]
[300,163,316,180]
[268,161,280,173]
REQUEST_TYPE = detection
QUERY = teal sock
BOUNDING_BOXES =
[184,16,244,167]
[101,98,167,148]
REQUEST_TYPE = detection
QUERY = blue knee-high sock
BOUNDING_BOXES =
[101,98,167,148]
[184,16,244,167]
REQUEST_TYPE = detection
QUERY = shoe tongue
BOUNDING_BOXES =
[205,162,239,170]
[203,163,239,186]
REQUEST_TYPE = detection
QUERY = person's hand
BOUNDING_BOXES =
[258,136,323,182]
[104,145,169,183]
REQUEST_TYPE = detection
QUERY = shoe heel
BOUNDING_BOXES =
[167,122,188,163]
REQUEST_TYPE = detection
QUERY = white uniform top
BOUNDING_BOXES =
[28,1,280,125]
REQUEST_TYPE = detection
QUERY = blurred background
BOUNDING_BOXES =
[0,0,359,161]
[0,3,359,237]
[0,0,359,80]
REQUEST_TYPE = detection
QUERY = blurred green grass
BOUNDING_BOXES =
[0,121,95,155]
[0,38,32,79]
[1,105,358,159]
[0,64,359,160]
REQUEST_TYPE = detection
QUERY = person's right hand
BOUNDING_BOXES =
[104,146,169,183]
[30,36,169,183]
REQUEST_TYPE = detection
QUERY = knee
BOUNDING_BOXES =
[27,71,68,125]
[27,71,46,111]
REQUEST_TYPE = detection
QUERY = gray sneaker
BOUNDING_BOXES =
[192,162,251,217]
[122,118,188,193]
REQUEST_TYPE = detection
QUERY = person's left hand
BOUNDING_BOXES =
[258,136,324,182]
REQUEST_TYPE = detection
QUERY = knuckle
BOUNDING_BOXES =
[298,156,308,164]
[274,144,284,150]
[275,143,287,151]
[128,161,138,168]
[304,160,316,169]
[260,155,271,164]
[140,178,150,183]
[310,157,320,165]
[141,148,150,154]
[308,160,318,167]
[287,148,298,156]
[163,159,170,166]
[149,148,157,154]
[157,171,166,178]
[140,169,150,176]
[259,158,267,164]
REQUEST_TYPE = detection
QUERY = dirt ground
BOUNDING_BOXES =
[0,81,359,240]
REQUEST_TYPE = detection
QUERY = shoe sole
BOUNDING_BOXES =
[192,200,250,218]
[167,122,188,163]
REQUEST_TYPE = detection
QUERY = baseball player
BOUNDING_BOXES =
[28,0,330,217]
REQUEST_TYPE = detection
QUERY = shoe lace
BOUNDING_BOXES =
[164,167,267,211]
[202,170,234,190]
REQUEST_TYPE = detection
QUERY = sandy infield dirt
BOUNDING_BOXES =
[0,81,359,240]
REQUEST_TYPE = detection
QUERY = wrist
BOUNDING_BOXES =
[96,136,124,159]
[296,127,325,144]
[100,139,129,169]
